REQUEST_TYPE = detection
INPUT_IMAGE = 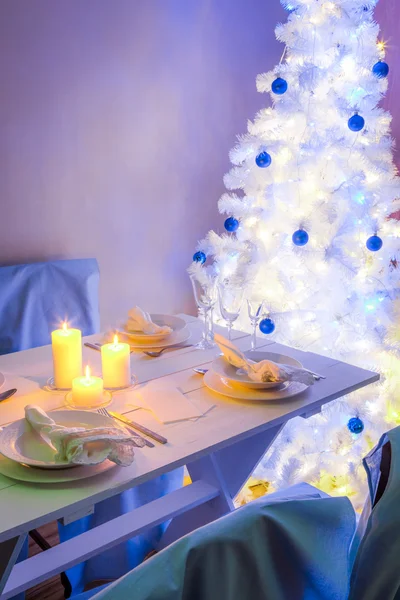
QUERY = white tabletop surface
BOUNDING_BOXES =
[0,315,379,542]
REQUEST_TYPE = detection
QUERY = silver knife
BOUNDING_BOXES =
[109,411,168,445]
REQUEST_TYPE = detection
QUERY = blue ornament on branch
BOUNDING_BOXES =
[193,251,206,264]
[259,317,275,334]
[271,77,288,95]
[348,113,365,132]
[372,61,389,78]
[255,150,272,168]
[292,229,309,246]
[224,217,239,233]
[348,417,364,435]
[366,235,383,252]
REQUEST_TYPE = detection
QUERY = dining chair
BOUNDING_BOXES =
[73,425,400,600]
[0,258,100,354]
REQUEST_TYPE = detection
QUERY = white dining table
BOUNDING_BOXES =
[0,314,379,598]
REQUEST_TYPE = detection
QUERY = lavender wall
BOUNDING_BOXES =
[0,0,398,327]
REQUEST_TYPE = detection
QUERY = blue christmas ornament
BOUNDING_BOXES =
[348,417,364,435]
[193,251,206,264]
[292,229,309,246]
[366,234,383,252]
[259,317,275,334]
[372,61,389,78]
[271,77,288,95]
[255,151,272,168]
[224,217,239,232]
[348,113,365,132]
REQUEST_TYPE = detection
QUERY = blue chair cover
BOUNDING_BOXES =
[0,259,183,597]
[74,483,356,600]
[0,258,100,354]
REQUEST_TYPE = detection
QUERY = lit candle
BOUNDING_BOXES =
[101,334,131,388]
[71,365,104,408]
[51,322,82,389]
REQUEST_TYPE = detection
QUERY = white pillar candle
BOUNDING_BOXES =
[51,322,82,389]
[101,335,131,388]
[71,365,104,408]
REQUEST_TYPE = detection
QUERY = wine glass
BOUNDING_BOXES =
[218,283,244,340]
[190,275,216,349]
[247,299,265,352]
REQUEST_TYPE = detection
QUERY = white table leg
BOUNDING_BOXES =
[158,424,283,549]
[0,534,27,595]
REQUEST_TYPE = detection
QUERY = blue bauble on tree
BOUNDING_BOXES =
[348,417,364,435]
[255,150,272,168]
[348,113,365,132]
[271,77,288,95]
[259,317,275,334]
[292,229,309,246]
[193,251,206,264]
[224,217,239,233]
[366,235,383,252]
[372,61,389,78]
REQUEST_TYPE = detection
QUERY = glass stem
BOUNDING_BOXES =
[227,322,233,340]
[251,321,257,351]
[208,307,214,341]
[203,308,210,342]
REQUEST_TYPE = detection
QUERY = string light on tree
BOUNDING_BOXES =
[191,0,400,510]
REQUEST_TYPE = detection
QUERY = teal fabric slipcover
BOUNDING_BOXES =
[75,483,355,600]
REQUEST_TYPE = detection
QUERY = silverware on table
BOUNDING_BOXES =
[192,367,323,381]
[193,368,208,375]
[85,342,134,354]
[97,408,155,448]
[108,410,168,445]
[0,388,17,402]
[143,344,192,358]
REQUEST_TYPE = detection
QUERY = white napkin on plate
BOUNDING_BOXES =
[214,333,314,386]
[134,384,204,424]
[125,306,172,335]
[25,405,145,466]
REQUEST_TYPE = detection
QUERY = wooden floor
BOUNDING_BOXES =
[27,522,64,600]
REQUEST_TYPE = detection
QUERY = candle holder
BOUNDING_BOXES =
[45,377,72,392]
[64,389,112,410]
[104,374,138,392]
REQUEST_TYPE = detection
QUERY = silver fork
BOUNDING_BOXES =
[97,408,154,448]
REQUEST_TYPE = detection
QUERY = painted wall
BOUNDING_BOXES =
[0,1,398,327]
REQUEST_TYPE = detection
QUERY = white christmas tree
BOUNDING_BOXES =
[191,0,400,508]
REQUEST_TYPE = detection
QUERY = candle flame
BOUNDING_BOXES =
[113,334,118,345]
[85,365,91,381]
[62,322,68,332]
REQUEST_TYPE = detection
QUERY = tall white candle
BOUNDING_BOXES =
[101,335,131,388]
[51,322,82,389]
[71,365,104,408]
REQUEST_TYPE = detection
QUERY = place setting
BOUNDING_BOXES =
[200,333,321,403]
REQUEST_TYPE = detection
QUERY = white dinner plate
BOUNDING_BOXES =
[204,369,309,402]
[121,314,187,344]
[0,456,116,484]
[0,410,119,469]
[211,351,303,390]
[0,372,4,391]
[119,325,191,349]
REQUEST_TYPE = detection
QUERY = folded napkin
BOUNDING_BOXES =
[214,333,314,386]
[25,405,145,466]
[125,306,172,335]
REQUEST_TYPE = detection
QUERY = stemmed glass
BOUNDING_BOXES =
[247,299,265,352]
[218,282,244,340]
[190,274,216,350]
